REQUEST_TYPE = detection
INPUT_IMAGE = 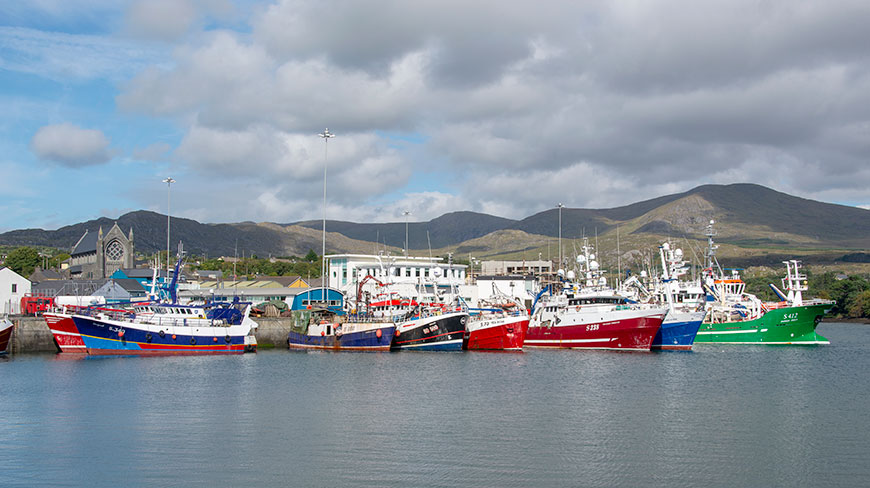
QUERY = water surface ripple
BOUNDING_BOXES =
[1,322,868,487]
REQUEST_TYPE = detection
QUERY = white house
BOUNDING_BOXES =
[325,253,467,301]
[1,267,32,315]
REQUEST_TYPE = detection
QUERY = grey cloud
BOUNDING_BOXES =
[124,0,198,41]
[30,123,112,167]
[116,0,870,223]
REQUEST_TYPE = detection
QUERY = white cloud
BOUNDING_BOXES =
[107,0,870,224]
[30,123,112,167]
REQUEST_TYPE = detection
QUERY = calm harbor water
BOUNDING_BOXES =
[2,322,869,487]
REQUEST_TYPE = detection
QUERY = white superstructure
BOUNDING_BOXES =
[325,253,467,302]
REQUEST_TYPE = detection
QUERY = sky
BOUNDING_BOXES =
[2,0,870,232]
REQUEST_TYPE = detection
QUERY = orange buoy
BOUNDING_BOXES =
[321,331,325,336]
[172,334,177,340]
[376,329,382,338]
[118,330,125,338]
[213,337,218,342]
[395,329,400,337]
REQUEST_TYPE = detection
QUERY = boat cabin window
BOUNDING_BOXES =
[568,297,622,306]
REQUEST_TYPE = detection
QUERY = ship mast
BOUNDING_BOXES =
[704,220,721,278]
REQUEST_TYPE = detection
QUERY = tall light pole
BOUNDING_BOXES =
[403,210,411,257]
[557,203,564,274]
[163,177,175,278]
[318,128,335,305]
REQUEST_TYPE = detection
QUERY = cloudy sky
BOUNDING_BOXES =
[3,0,870,232]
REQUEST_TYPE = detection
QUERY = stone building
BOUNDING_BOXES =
[68,223,135,279]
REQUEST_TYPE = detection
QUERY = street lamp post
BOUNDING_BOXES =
[318,128,335,306]
[557,203,564,274]
[403,210,411,257]
[163,177,175,277]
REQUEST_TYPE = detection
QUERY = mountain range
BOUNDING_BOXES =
[2,184,869,266]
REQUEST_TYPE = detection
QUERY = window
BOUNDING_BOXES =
[106,240,124,261]
[11,284,17,293]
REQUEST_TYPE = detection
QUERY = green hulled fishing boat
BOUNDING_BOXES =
[694,221,833,345]
[695,301,832,344]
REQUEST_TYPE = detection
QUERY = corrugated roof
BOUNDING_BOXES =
[193,278,307,289]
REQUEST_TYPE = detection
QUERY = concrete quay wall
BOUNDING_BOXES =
[7,316,291,353]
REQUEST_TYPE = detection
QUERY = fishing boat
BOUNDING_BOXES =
[649,243,706,350]
[45,310,87,353]
[465,298,529,351]
[391,303,468,351]
[526,291,667,350]
[351,254,468,351]
[71,299,258,355]
[1,317,13,355]
[287,306,395,351]
[526,240,667,350]
[694,221,833,345]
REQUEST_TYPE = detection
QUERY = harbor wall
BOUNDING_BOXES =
[9,317,57,353]
[8,316,291,353]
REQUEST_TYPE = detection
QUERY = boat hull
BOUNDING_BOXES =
[44,313,87,353]
[72,315,253,355]
[392,312,467,351]
[288,323,396,351]
[0,320,12,355]
[526,310,665,351]
[695,303,831,345]
[465,315,529,350]
[652,310,705,350]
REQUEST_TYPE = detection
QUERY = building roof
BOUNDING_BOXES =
[71,229,99,255]
[111,278,147,293]
[31,279,106,297]
[306,277,325,288]
[196,279,299,289]
[178,287,305,299]
[254,275,304,287]
[194,269,223,279]
[29,268,63,282]
[0,266,30,282]
[116,267,167,279]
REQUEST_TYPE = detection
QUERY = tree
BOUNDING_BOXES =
[304,249,318,262]
[49,252,70,269]
[849,290,870,319]
[6,247,40,277]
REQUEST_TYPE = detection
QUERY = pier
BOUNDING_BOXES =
[7,317,292,353]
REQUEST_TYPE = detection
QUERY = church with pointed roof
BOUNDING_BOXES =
[68,223,135,279]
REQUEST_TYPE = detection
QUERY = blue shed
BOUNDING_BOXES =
[291,287,344,314]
